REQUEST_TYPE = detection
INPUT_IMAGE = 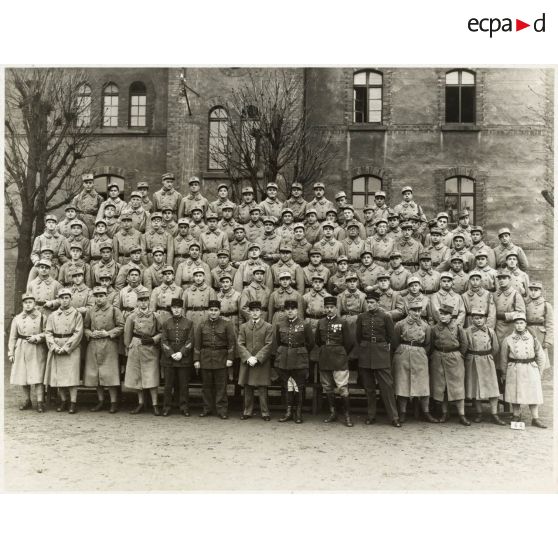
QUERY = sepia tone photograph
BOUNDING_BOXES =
[2,66,555,492]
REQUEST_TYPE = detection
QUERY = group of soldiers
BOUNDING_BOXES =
[8,172,554,428]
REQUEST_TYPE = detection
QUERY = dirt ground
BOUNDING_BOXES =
[2,367,556,492]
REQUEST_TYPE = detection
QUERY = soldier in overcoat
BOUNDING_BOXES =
[267,271,304,325]
[238,301,274,421]
[315,296,354,426]
[178,176,209,220]
[182,267,217,329]
[200,211,229,269]
[272,300,315,424]
[239,266,270,323]
[8,293,48,412]
[356,290,401,427]
[494,269,526,344]
[160,298,194,417]
[525,281,553,372]
[44,288,84,414]
[84,286,125,413]
[73,173,103,235]
[500,312,547,428]
[27,259,62,316]
[461,270,496,328]
[123,287,163,415]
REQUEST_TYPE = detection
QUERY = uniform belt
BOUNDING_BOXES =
[324,342,343,346]
[204,248,218,253]
[243,281,252,286]
[342,311,360,316]
[423,289,437,295]
[35,301,46,306]
[156,305,171,311]
[466,311,487,317]
[17,334,31,340]
[496,313,507,320]
[91,255,102,261]
[322,258,335,263]
[509,358,536,364]
[123,306,135,312]
[305,312,323,319]
[83,210,97,216]
[220,311,237,317]
[280,343,305,348]
[403,261,419,266]
[145,249,152,254]
[187,306,208,311]
[204,345,228,350]
[53,333,73,338]
[467,349,492,356]
[348,259,360,264]
[181,282,192,287]
[401,340,425,347]
[434,345,461,353]
[527,321,544,326]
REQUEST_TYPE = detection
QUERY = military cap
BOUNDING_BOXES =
[95,218,107,227]
[345,272,358,281]
[430,227,442,235]
[407,276,421,286]
[190,207,203,214]
[162,172,175,181]
[467,270,481,279]
[408,300,423,311]
[103,200,116,209]
[188,176,200,184]
[21,293,35,302]
[470,225,484,234]
[99,241,113,251]
[325,207,338,215]
[233,224,245,232]
[474,250,489,259]
[375,190,387,198]
[440,271,454,280]
[293,222,305,230]
[136,287,150,300]
[322,222,335,230]
[324,296,337,306]
[458,209,470,219]
[266,182,278,190]
[81,173,94,181]
[311,275,325,282]
[528,281,543,290]
[248,242,261,251]
[192,266,206,275]
[150,212,163,221]
[439,303,454,314]
[360,250,373,258]
[313,182,325,190]
[291,182,303,190]
[69,242,83,252]
[65,204,77,212]
[436,212,449,220]
[281,207,294,216]
[40,247,54,254]
[389,251,402,259]
[217,183,229,191]
[241,185,254,194]
[262,215,276,224]
[45,214,58,223]
[505,253,519,260]
[419,250,431,260]
[120,211,133,221]
[162,208,174,214]
[512,311,527,322]
[214,249,229,258]
[249,205,262,214]
[335,191,347,200]
[279,271,292,280]
[125,244,141,255]
[178,218,190,226]
[278,243,292,252]
[309,248,322,256]
[377,272,391,281]
[284,300,298,309]
[248,300,262,310]
[208,299,221,309]
[161,265,175,274]
[93,286,107,295]
[129,190,143,199]
[305,208,318,216]
[387,209,400,219]
[171,298,183,307]
[450,255,464,263]
[107,183,120,191]
[366,290,381,301]
[98,271,113,280]
[400,221,413,229]
[498,227,511,237]
[126,265,141,275]
[58,288,73,297]
[374,217,388,226]
[205,210,218,221]
[346,219,360,229]
[152,245,166,255]
[452,231,465,241]
[337,255,348,263]
[496,269,511,278]
[470,308,487,317]
[219,274,233,282]
[408,213,420,222]
[137,181,149,189]
[401,185,413,194]
[221,201,235,211]
[363,204,375,212]
[428,219,438,229]
[252,266,266,274]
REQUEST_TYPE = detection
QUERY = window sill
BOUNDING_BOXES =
[204,171,229,179]
[93,127,151,135]
[348,123,387,132]
[441,124,480,132]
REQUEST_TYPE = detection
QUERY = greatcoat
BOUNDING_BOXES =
[238,319,274,386]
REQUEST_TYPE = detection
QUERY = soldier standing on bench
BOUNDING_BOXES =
[315,296,354,427]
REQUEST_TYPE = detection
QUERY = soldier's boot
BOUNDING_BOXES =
[423,410,439,423]
[68,402,77,414]
[531,418,547,429]
[37,402,45,413]
[278,392,293,423]
[19,399,32,411]
[342,396,353,427]
[109,402,119,414]
[90,401,104,412]
[56,400,68,413]
[458,414,471,426]
[323,393,337,423]
[294,390,304,424]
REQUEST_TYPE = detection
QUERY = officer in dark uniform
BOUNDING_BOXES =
[272,299,315,424]
[356,290,401,427]
[315,296,354,426]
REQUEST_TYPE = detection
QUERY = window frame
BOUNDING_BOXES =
[208,106,229,171]
[102,82,119,128]
[351,174,383,210]
[75,83,91,128]
[444,175,476,225]
[353,70,383,124]
[129,82,147,128]
[445,70,476,124]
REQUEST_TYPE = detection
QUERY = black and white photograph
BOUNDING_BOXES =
[2,65,555,492]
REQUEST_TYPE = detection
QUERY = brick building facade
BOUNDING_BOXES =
[4,67,554,320]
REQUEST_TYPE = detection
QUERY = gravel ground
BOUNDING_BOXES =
[3,367,555,492]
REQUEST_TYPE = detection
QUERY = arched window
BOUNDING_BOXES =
[241,105,260,166]
[445,176,475,224]
[129,82,147,127]
[93,174,125,201]
[76,83,91,127]
[208,106,228,170]
[352,175,382,209]
[102,83,119,127]
[445,70,475,123]
[353,70,383,123]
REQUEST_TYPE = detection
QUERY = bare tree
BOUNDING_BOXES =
[4,68,106,310]
[209,69,337,202]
